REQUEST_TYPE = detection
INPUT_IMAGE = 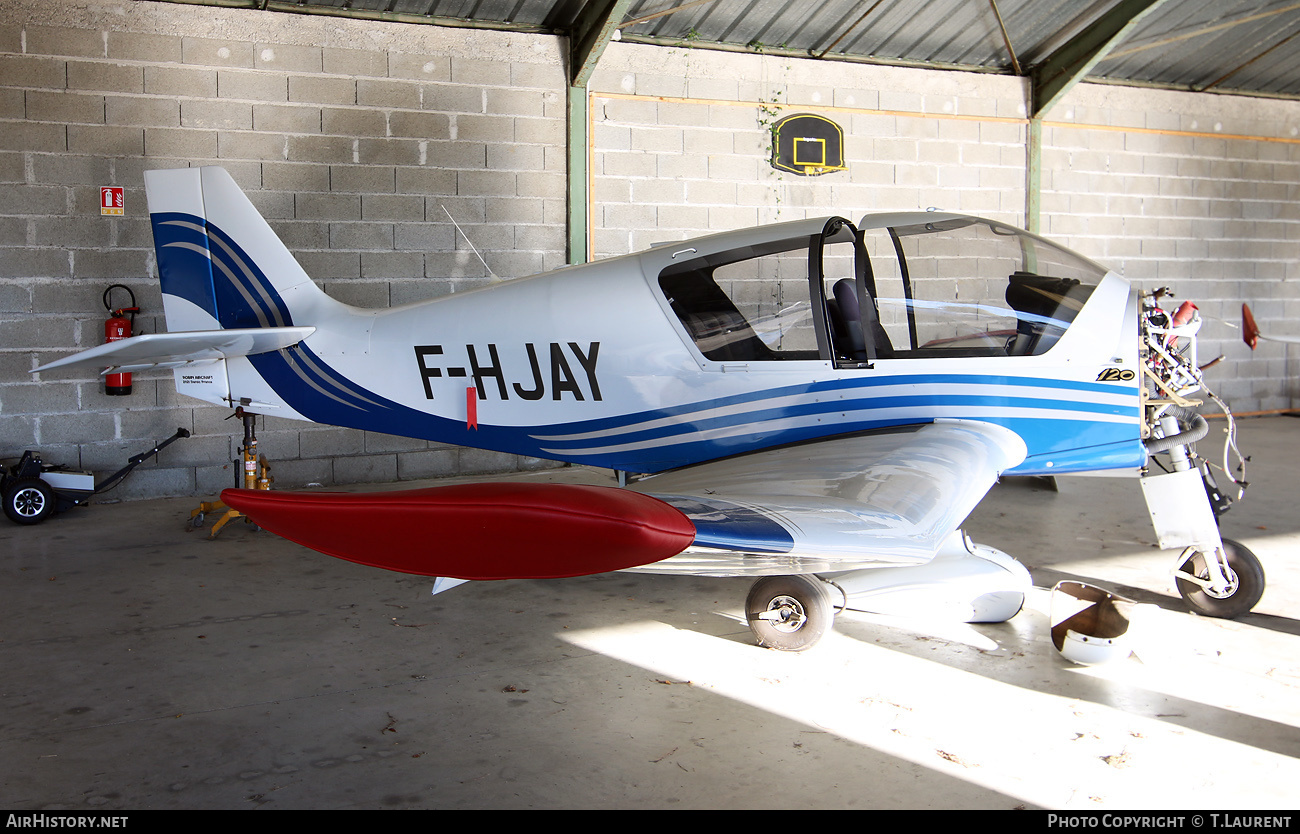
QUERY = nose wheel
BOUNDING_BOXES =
[1175,538,1264,619]
[745,574,835,651]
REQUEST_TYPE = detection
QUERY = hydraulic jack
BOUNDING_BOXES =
[188,407,272,538]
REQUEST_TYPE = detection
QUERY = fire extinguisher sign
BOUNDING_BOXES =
[100,186,124,216]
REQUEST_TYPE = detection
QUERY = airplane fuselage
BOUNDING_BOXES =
[200,213,1145,477]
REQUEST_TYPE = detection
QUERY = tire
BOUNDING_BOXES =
[4,478,54,525]
[1175,538,1264,619]
[745,574,834,652]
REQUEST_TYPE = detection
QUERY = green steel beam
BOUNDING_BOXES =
[1030,0,1174,118]
[567,85,589,265]
[567,1,634,264]
[1026,117,1042,234]
[570,0,634,88]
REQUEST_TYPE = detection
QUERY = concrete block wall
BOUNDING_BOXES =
[1037,85,1300,414]
[0,0,567,499]
[590,42,1300,415]
[589,44,1031,256]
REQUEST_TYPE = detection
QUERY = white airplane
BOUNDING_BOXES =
[35,166,1263,650]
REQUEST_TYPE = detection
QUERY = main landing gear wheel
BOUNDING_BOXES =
[745,574,835,652]
[1175,538,1265,619]
[3,478,54,526]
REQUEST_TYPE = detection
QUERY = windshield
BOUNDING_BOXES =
[656,217,1105,365]
[864,218,1105,358]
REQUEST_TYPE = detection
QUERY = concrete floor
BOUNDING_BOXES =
[2,417,1298,810]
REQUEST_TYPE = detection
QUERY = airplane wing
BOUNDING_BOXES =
[218,419,1025,582]
[34,327,316,374]
[630,419,1028,575]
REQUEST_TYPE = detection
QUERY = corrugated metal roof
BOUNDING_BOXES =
[145,0,1300,100]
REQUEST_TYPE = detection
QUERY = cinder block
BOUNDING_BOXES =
[450,57,511,86]
[195,461,239,495]
[486,144,545,172]
[217,70,288,102]
[393,222,454,252]
[422,139,488,169]
[144,65,217,99]
[29,154,112,186]
[182,99,253,130]
[388,110,451,140]
[0,379,79,415]
[485,88,545,118]
[144,127,218,159]
[246,191,295,221]
[31,216,113,249]
[329,164,396,194]
[0,55,66,90]
[346,135,419,168]
[262,161,330,192]
[455,170,516,198]
[323,47,388,79]
[421,83,484,114]
[509,60,562,89]
[0,122,68,154]
[25,90,105,125]
[332,453,397,484]
[0,415,39,456]
[329,221,394,251]
[361,194,424,221]
[273,218,330,250]
[253,103,322,135]
[357,79,420,109]
[295,250,360,280]
[287,134,359,165]
[108,31,183,64]
[388,53,451,82]
[182,37,254,69]
[322,106,387,137]
[299,426,365,458]
[69,247,153,280]
[24,25,104,60]
[296,191,360,221]
[67,61,143,94]
[397,447,460,481]
[255,42,322,74]
[217,131,287,161]
[106,96,180,128]
[289,75,356,106]
[0,89,21,121]
[485,197,544,225]
[456,113,515,142]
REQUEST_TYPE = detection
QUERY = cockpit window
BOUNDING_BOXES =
[657,217,1104,365]
[866,219,1104,357]
[658,236,836,362]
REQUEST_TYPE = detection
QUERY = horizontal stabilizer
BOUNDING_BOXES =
[219,482,697,580]
[34,327,315,374]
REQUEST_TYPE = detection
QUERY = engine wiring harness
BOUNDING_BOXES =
[1139,288,1248,504]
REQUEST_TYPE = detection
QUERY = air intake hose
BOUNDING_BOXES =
[1144,412,1209,454]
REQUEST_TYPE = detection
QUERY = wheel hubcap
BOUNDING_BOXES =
[14,488,45,517]
[1183,554,1239,599]
[758,595,807,633]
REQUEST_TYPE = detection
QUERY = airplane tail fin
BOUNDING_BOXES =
[145,167,343,333]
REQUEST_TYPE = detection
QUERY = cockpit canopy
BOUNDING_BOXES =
[657,215,1107,365]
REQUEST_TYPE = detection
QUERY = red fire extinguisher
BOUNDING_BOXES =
[103,284,139,396]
